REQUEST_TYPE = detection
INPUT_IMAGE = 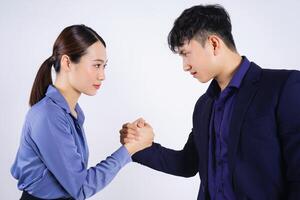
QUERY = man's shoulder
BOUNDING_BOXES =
[249,62,299,87]
[255,63,298,80]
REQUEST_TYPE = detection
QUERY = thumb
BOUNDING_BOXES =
[133,118,145,128]
[137,120,145,128]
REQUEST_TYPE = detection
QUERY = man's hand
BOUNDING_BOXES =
[120,118,154,155]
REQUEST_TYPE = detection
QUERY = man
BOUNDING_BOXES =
[120,4,300,200]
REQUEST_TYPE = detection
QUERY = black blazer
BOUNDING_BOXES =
[133,62,300,200]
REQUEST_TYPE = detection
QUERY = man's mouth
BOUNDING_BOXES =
[191,72,197,76]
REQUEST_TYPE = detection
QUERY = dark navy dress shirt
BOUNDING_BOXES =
[207,57,250,200]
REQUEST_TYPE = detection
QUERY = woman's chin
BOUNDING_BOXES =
[82,90,98,96]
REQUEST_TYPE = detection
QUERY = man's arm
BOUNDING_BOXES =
[277,70,300,200]
[120,123,199,178]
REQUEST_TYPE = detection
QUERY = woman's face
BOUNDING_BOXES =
[68,41,107,96]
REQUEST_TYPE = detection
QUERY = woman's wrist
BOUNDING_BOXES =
[124,143,137,156]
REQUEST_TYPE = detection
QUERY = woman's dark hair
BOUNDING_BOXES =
[29,24,106,106]
[168,4,236,53]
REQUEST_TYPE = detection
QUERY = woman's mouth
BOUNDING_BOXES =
[93,84,101,89]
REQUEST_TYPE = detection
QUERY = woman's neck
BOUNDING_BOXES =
[54,80,81,118]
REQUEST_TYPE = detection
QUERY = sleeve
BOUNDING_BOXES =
[277,70,300,200]
[30,109,131,200]
[132,131,199,178]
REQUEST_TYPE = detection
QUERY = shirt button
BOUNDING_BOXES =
[217,160,223,166]
[218,188,223,193]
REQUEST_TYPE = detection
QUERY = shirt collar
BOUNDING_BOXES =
[206,56,250,99]
[45,85,85,125]
[227,56,250,89]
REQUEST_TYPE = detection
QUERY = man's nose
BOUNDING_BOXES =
[183,59,191,71]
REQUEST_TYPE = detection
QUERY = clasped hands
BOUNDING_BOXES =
[119,118,154,155]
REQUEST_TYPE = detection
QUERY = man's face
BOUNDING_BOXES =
[178,39,220,83]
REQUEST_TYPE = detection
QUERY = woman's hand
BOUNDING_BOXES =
[119,118,154,155]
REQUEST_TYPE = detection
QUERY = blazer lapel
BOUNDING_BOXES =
[228,63,262,176]
[198,96,214,186]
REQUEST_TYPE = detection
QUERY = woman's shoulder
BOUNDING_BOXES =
[26,96,69,126]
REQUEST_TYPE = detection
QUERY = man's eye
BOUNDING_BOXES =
[180,52,188,57]
[95,64,101,68]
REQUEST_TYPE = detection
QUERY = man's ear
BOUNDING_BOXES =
[60,55,72,72]
[207,35,221,56]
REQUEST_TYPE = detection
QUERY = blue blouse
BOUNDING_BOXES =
[11,85,131,199]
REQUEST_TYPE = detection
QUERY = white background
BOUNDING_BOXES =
[1,0,299,199]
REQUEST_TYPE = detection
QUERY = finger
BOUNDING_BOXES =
[120,134,137,144]
[125,133,138,140]
[123,138,136,144]
[120,127,138,134]
[119,129,127,136]
[127,128,139,136]
[123,122,139,129]
[133,118,145,126]
[126,123,138,130]
[120,129,139,139]
[144,122,152,128]
[133,117,144,123]
[122,122,136,129]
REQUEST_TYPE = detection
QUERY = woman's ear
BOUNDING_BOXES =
[60,55,72,72]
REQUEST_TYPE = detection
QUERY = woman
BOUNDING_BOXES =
[11,24,154,200]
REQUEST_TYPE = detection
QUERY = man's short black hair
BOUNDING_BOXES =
[168,4,236,53]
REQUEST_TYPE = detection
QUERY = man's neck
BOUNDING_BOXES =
[215,52,242,91]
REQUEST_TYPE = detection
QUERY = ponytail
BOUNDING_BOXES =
[29,56,55,106]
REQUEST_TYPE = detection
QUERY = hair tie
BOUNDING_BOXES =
[49,55,56,65]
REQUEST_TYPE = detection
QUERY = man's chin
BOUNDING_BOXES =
[197,77,211,83]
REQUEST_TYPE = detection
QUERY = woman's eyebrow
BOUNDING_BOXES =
[93,59,108,64]
[93,59,105,63]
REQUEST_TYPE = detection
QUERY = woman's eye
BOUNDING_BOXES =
[94,63,107,69]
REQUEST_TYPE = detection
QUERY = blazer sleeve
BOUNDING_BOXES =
[132,130,199,178]
[277,70,300,200]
